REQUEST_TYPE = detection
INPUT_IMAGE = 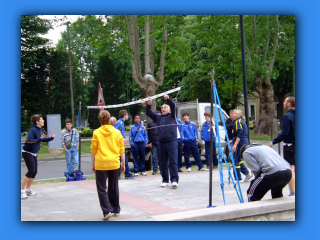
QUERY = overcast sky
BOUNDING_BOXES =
[39,15,80,45]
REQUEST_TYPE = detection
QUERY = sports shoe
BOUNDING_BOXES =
[161,182,168,187]
[102,212,112,221]
[199,167,209,171]
[152,170,157,175]
[21,191,28,200]
[140,172,147,176]
[134,173,139,177]
[187,167,191,172]
[112,212,120,217]
[244,172,254,182]
[125,174,135,179]
[172,182,178,188]
[25,189,36,196]
[178,169,183,172]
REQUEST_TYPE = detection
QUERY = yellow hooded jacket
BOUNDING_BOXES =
[91,125,124,170]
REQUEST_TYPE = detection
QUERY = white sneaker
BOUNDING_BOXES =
[140,172,147,176]
[21,191,28,200]
[25,189,36,196]
[199,167,209,171]
[172,182,178,188]
[134,173,139,177]
[102,212,112,221]
[244,172,254,182]
[187,167,191,172]
[161,182,168,187]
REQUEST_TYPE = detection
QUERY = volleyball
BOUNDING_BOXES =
[144,74,154,84]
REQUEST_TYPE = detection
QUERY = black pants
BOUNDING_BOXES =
[95,169,120,214]
[247,169,292,202]
[22,152,38,178]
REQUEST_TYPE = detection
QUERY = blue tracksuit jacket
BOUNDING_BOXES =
[201,121,217,142]
[129,123,148,146]
[182,121,199,142]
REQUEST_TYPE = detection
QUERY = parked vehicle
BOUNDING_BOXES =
[248,116,255,129]
[176,100,229,156]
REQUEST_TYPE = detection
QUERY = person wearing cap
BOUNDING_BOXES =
[270,96,295,197]
[182,112,208,172]
[146,95,179,188]
[201,111,218,169]
[240,144,292,202]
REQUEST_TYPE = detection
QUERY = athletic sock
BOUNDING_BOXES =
[290,192,295,196]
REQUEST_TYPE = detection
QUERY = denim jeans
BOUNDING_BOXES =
[64,148,79,176]
[151,144,159,171]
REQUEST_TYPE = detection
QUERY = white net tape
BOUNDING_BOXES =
[86,87,181,109]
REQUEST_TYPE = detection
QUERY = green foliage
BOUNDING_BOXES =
[81,128,93,137]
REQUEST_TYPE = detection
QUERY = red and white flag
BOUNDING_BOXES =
[97,82,105,112]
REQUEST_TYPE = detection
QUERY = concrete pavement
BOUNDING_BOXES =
[21,166,294,221]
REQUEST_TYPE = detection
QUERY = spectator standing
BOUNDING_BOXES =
[61,118,79,177]
[177,117,184,172]
[110,116,117,126]
[146,95,179,188]
[129,115,148,176]
[240,144,292,202]
[147,119,159,175]
[231,109,253,182]
[182,113,208,172]
[114,110,135,179]
[201,112,218,169]
[91,110,125,221]
[21,114,55,199]
[270,96,295,196]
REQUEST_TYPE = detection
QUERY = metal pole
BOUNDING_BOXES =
[67,22,75,125]
[79,101,81,175]
[239,15,250,144]
[208,69,214,207]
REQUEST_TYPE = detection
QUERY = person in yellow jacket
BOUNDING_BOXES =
[91,110,125,221]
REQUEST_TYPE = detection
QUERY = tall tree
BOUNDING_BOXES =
[244,15,283,135]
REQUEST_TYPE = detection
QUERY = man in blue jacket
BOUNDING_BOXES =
[270,96,295,196]
[182,113,208,172]
[146,95,179,188]
[201,111,218,169]
[231,109,253,182]
[129,115,148,176]
[114,109,135,179]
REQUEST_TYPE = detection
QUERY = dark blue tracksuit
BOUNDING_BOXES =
[201,121,218,167]
[146,98,179,184]
[114,119,131,177]
[233,117,249,180]
[129,123,148,173]
[177,117,183,170]
[182,121,204,170]
[272,109,295,166]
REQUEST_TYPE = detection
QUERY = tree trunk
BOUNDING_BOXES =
[254,76,279,135]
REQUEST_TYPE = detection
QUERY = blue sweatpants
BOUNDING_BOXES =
[183,141,203,170]
[205,141,218,167]
[158,139,179,183]
[178,139,183,169]
[233,144,249,180]
[131,142,146,173]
